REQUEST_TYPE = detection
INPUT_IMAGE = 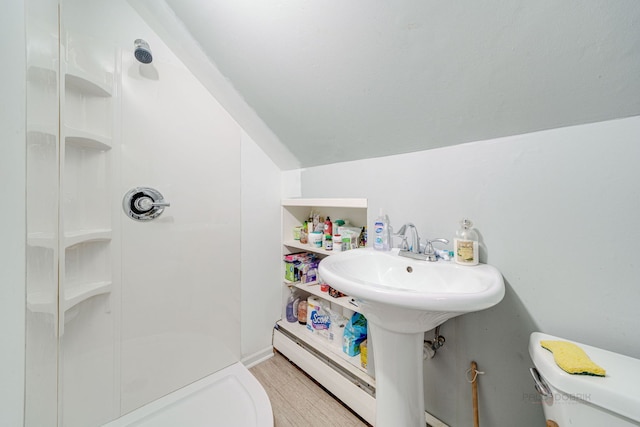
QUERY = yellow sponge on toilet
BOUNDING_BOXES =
[540,340,606,376]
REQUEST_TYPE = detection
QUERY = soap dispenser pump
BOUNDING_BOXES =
[454,219,479,265]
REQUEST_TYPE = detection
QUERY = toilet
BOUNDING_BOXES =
[529,332,640,426]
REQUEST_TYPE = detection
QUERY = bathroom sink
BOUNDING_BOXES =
[319,247,505,427]
[319,247,505,332]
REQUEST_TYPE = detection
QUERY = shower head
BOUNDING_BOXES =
[134,39,153,64]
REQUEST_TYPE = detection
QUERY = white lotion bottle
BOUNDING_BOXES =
[454,218,479,265]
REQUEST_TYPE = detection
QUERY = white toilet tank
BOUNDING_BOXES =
[529,332,640,426]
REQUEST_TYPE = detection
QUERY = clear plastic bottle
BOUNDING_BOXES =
[285,289,299,322]
[373,209,391,251]
[454,219,479,265]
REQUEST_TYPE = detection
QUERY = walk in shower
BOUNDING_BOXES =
[25,0,242,425]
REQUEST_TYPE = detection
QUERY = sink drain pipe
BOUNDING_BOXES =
[423,325,446,359]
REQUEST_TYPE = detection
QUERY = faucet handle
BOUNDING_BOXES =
[427,238,449,246]
[423,238,450,261]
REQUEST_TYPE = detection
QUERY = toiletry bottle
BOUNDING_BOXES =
[333,234,343,251]
[324,216,332,237]
[454,219,479,265]
[285,289,299,323]
[359,226,367,248]
[298,298,307,325]
[385,215,392,249]
[373,210,384,250]
[299,222,308,244]
[373,209,390,251]
[323,235,333,251]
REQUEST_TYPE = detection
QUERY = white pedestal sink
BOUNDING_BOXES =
[319,248,505,427]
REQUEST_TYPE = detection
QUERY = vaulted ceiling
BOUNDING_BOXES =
[159,0,640,169]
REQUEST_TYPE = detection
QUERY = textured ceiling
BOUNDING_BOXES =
[164,0,640,168]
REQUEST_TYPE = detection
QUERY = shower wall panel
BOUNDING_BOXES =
[25,0,59,425]
[118,26,242,415]
[58,9,118,426]
[24,0,243,425]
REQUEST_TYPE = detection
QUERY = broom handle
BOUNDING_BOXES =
[471,361,479,427]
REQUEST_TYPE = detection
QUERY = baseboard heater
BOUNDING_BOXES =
[272,323,449,427]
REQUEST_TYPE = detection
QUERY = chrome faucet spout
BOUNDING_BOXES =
[396,222,420,253]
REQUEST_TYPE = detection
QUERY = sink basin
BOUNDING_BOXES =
[319,247,504,311]
[318,247,505,427]
[319,247,504,332]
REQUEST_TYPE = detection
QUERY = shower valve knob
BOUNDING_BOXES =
[123,187,170,221]
[134,196,170,212]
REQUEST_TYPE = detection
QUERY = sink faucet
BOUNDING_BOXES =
[395,223,420,253]
[422,238,450,262]
[396,223,450,262]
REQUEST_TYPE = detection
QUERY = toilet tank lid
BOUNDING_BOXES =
[529,332,640,423]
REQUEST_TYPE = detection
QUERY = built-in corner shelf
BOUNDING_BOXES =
[288,281,360,313]
[27,125,58,139]
[283,240,335,256]
[27,291,57,315]
[27,232,56,249]
[63,281,112,312]
[64,66,113,97]
[27,62,57,86]
[64,229,112,248]
[64,126,112,151]
[282,198,368,208]
[275,198,375,425]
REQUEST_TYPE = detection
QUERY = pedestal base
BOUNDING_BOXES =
[369,322,425,427]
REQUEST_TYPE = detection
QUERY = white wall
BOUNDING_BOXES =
[127,0,291,363]
[299,116,640,426]
[55,0,245,421]
[0,0,26,425]
[240,131,283,364]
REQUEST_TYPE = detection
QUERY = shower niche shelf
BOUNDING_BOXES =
[62,141,112,234]
[27,232,57,250]
[64,67,113,97]
[63,229,112,248]
[60,45,114,303]
[27,291,57,315]
[27,62,57,83]
[64,125,112,151]
[26,242,58,316]
[60,237,112,335]
[63,280,112,312]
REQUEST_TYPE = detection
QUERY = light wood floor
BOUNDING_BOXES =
[250,351,371,427]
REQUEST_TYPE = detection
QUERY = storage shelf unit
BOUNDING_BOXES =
[58,35,115,340]
[289,281,359,313]
[276,321,372,385]
[274,198,375,425]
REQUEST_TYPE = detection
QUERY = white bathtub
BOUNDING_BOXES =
[104,362,273,427]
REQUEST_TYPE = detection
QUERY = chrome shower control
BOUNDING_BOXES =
[123,187,170,221]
